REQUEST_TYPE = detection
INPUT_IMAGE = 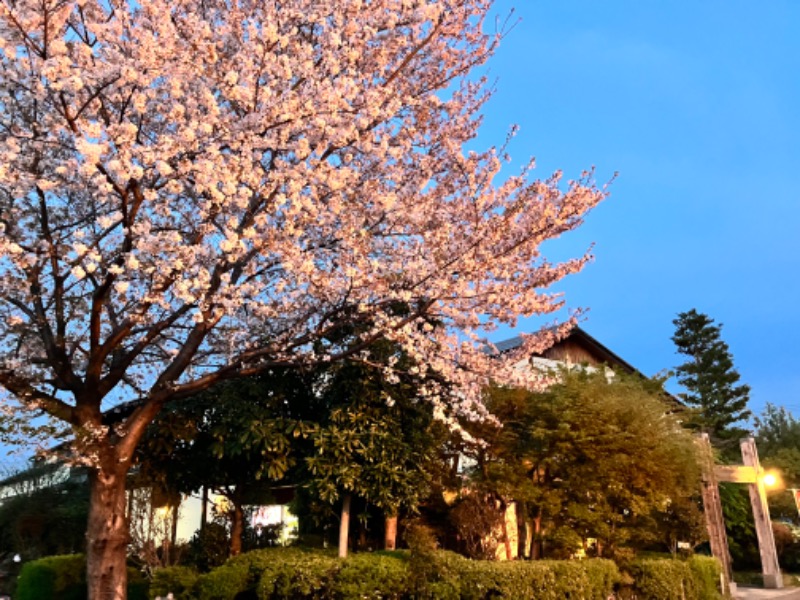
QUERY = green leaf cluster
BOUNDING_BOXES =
[471,369,703,558]
[672,309,751,445]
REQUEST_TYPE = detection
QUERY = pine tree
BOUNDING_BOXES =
[671,309,751,443]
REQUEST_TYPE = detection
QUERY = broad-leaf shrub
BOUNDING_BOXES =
[149,566,200,600]
[16,554,148,600]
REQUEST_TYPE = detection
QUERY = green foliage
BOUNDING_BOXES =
[194,560,251,600]
[688,556,723,600]
[458,559,619,600]
[626,557,723,600]
[672,309,751,446]
[305,354,442,518]
[475,370,703,558]
[193,547,337,600]
[185,521,231,572]
[330,553,407,600]
[755,404,800,520]
[0,470,89,559]
[139,370,320,556]
[187,547,623,600]
[258,550,339,599]
[719,483,760,570]
[150,566,199,600]
[16,554,148,600]
[628,559,693,600]
[16,554,85,600]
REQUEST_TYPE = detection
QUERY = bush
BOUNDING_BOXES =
[331,553,408,599]
[195,560,251,600]
[195,547,744,600]
[629,559,693,600]
[256,548,339,599]
[186,521,230,572]
[456,559,618,600]
[627,557,723,600]
[687,556,723,600]
[16,554,85,600]
[150,566,200,599]
[16,554,149,600]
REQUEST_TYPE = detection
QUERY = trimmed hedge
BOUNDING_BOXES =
[193,547,339,600]
[149,548,722,600]
[330,553,407,600]
[158,548,619,600]
[688,555,724,600]
[16,554,148,600]
[17,554,85,600]
[627,556,724,600]
[149,566,200,600]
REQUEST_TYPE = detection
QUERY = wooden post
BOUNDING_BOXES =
[740,437,783,589]
[698,433,732,595]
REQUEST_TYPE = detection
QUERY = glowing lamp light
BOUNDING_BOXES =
[763,473,778,488]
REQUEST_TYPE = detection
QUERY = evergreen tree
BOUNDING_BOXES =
[671,309,751,443]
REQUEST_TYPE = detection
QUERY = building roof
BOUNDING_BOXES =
[494,326,682,408]
[494,326,638,374]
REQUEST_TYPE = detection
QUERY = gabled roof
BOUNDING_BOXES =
[494,326,637,374]
[494,326,683,409]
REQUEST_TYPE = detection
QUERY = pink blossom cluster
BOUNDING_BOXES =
[0,0,605,451]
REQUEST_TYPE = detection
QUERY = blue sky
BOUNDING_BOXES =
[483,1,800,421]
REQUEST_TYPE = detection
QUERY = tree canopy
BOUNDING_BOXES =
[468,370,704,559]
[671,309,751,445]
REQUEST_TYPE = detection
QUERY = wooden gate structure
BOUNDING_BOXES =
[699,434,782,595]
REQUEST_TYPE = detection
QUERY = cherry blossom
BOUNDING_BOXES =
[0,0,605,596]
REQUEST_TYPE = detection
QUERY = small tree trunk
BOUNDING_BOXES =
[200,486,208,532]
[230,500,244,556]
[170,503,179,563]
[339,494,352,558]
[531,511,543,560]
[384,514,398,550]
[86,462,130,600]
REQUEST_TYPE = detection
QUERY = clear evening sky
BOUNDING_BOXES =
[2,3,794,469]
[483,1,800,421]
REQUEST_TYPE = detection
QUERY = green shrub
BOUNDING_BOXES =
[128,567,150,600]
[626,556,724,600]
[457,559,618,600]
[630,558,693,599]
[16,554,85,600]
[331,553,409,599]
[688,556,723,600]
[150,566,200,600]
[194,547,619,600]
[16,555,149,600]
[409,548,466,600]
[583,558,621,599]
[195,560,251,600]
[256,548,339,599]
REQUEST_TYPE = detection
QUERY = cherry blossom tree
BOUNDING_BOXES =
[0,0,605,596]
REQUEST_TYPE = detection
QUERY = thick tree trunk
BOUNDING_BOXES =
[230,500,244,556]
[339,494,352,558]
[86,463,130,600]
[384,514,398,550]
